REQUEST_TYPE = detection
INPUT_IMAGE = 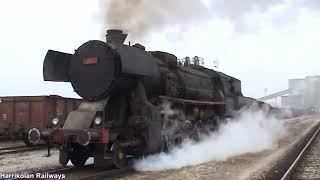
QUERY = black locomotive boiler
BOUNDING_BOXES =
[26,29,268,168]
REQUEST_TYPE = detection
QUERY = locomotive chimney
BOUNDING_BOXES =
[106,29,128,44]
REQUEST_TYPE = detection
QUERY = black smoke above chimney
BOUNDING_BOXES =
[106,29,128,44]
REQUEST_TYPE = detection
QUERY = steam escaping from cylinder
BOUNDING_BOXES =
[134,105,287,171]
[103,0,320,39]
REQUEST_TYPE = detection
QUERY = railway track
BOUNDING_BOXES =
[281,125,320,180]
[54,164,134,180]
[0,145,45,156]
[7,165,134,180]
[78,166,134,180]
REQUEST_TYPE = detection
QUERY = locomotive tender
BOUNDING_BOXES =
[27,29,262,168]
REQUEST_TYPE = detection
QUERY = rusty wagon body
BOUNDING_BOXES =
[0,95,81,143]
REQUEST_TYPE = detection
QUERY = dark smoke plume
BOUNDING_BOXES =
[103,0,320,40]
[104,0,211,40]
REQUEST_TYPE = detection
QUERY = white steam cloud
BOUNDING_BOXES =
[103,0,320,39]
[134,107,286,171]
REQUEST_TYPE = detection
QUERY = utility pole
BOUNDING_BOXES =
[214,57,220,70]
[264,88,268,96]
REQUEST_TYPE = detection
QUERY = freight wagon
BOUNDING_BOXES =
[0,95,81,145]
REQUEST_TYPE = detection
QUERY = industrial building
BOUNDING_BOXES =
[259,76,320,109]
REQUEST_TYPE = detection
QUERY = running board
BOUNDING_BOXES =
[159,96,225,105]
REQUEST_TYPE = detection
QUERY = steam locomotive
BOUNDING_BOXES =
[26,29,271,168]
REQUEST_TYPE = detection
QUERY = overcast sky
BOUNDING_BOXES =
[0,0,319,101]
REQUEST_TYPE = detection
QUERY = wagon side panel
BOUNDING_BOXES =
[0,99,14,138]
[30,99,46,130]
[13,101,29,135]
[55,98,67,124]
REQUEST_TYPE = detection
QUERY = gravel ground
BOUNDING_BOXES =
[0,149,61,173]
[242,116,320,180]
[292,128,320,179]
[118,115,320,180]
[0,115,319,179]
[0,140,25,149]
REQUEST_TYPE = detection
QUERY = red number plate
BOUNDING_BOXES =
[83,57,98,65]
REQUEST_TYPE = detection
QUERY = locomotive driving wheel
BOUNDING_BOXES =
[163,136,175,152]
[70,144,89,168]
[59,150,69,167]
[192,121,206,141]
[162,135,184,153]
[111,141,128,168]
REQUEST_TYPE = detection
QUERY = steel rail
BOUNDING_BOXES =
[8,166,76,180]
[0,145,45,156]
[281,125,320,180]
[78,166,133,180]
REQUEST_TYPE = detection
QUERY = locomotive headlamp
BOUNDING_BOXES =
[94,116,102,125]
[52,117,59,125]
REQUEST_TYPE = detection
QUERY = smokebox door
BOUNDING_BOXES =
[43,50,71,82]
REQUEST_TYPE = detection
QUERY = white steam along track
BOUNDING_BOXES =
[1,115,320,180]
